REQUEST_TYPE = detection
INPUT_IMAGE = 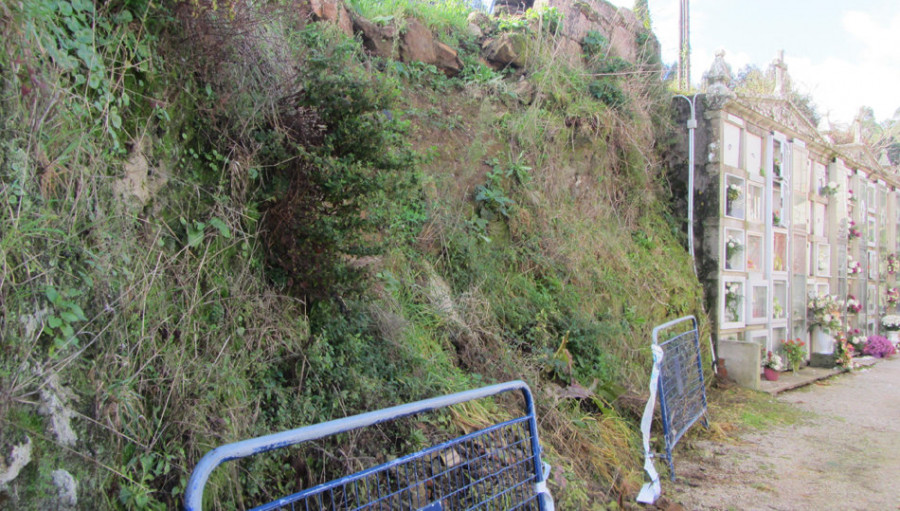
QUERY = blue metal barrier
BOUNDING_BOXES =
[653,315,708,480]
[185,380,553,510]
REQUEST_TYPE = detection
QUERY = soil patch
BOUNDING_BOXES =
[665,358,900,510]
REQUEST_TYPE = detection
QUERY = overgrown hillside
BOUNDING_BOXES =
[0,0,708,508]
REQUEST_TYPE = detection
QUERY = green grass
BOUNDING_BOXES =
[346,0,473,39]
[706,387,812,434]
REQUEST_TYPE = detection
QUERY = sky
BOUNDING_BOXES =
[605,0,900,127]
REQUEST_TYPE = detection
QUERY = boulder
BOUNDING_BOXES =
[467,11,493,35]
[352,14,397,58]
[482,32,527,67]
[309,0,353,37]
[400,19,436,64]
[433,41,463,77]
[351,14,463,76]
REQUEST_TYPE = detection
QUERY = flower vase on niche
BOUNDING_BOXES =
[807,294,840,367]
[763,351,783,381]
[811,326,834,355]
[882,315,900,345]
[725,235,743,270]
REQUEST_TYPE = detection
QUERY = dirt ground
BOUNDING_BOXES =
[663,357,900,511]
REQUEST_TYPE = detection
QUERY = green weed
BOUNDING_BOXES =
[346,0,472,41]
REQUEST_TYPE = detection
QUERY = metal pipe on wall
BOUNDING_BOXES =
[674,94,698,272]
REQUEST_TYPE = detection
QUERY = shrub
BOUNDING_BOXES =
[589,77,627,110]
[525,5,563,35]
[863,335,897,358]
[581,30,607,57]
[260,24,420,299]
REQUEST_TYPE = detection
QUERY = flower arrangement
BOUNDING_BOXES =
[820,181,839,197]
[764,351,784,370]
[807,293,842,333]
[848,328,867,353]
[782,338,806,372]
[881,314,900,331]
[834,330,854,367]
[772,212,781,226]
[863,335,896,358]
[725,236,743,260]
[773,297,784,319]
[848,220,862,240]
[726,183,742,202]
[847,257,862,275]
[846,295,861,313]
[725,282,742,322]
[847,188,857,202]
[887,288,900,307]
[888,253,899,275]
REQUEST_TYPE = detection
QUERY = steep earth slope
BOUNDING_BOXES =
[0,0,706,508]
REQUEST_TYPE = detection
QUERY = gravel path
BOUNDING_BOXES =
[665,357,900,510]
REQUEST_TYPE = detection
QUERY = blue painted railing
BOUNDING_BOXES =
[185,380,553,510]
[653,316,709,479]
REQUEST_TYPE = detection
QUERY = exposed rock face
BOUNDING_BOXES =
[0,437,32,488]
[113,141,168,211]
[38,373,78,447]
[51,469,78,510]
[309,0,353,37]
[534,0,651,63]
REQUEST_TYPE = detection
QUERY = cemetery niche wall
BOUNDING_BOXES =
[672,52,900,388]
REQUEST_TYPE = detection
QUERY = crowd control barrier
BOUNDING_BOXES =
[185,380,554,510]
[638,316,709,504]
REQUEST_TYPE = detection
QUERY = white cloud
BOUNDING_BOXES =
[787,10,900,124]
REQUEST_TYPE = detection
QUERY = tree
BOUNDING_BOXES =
[633,0,651,31]
[733,63,820,127]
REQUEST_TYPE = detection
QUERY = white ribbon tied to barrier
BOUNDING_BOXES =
[535,461,555,511]
[636,344,664,504]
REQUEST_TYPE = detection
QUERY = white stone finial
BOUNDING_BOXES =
[773,50,788,97]
[705,49,735,103]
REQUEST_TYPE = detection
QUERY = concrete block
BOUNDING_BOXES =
[718,340,760,389]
